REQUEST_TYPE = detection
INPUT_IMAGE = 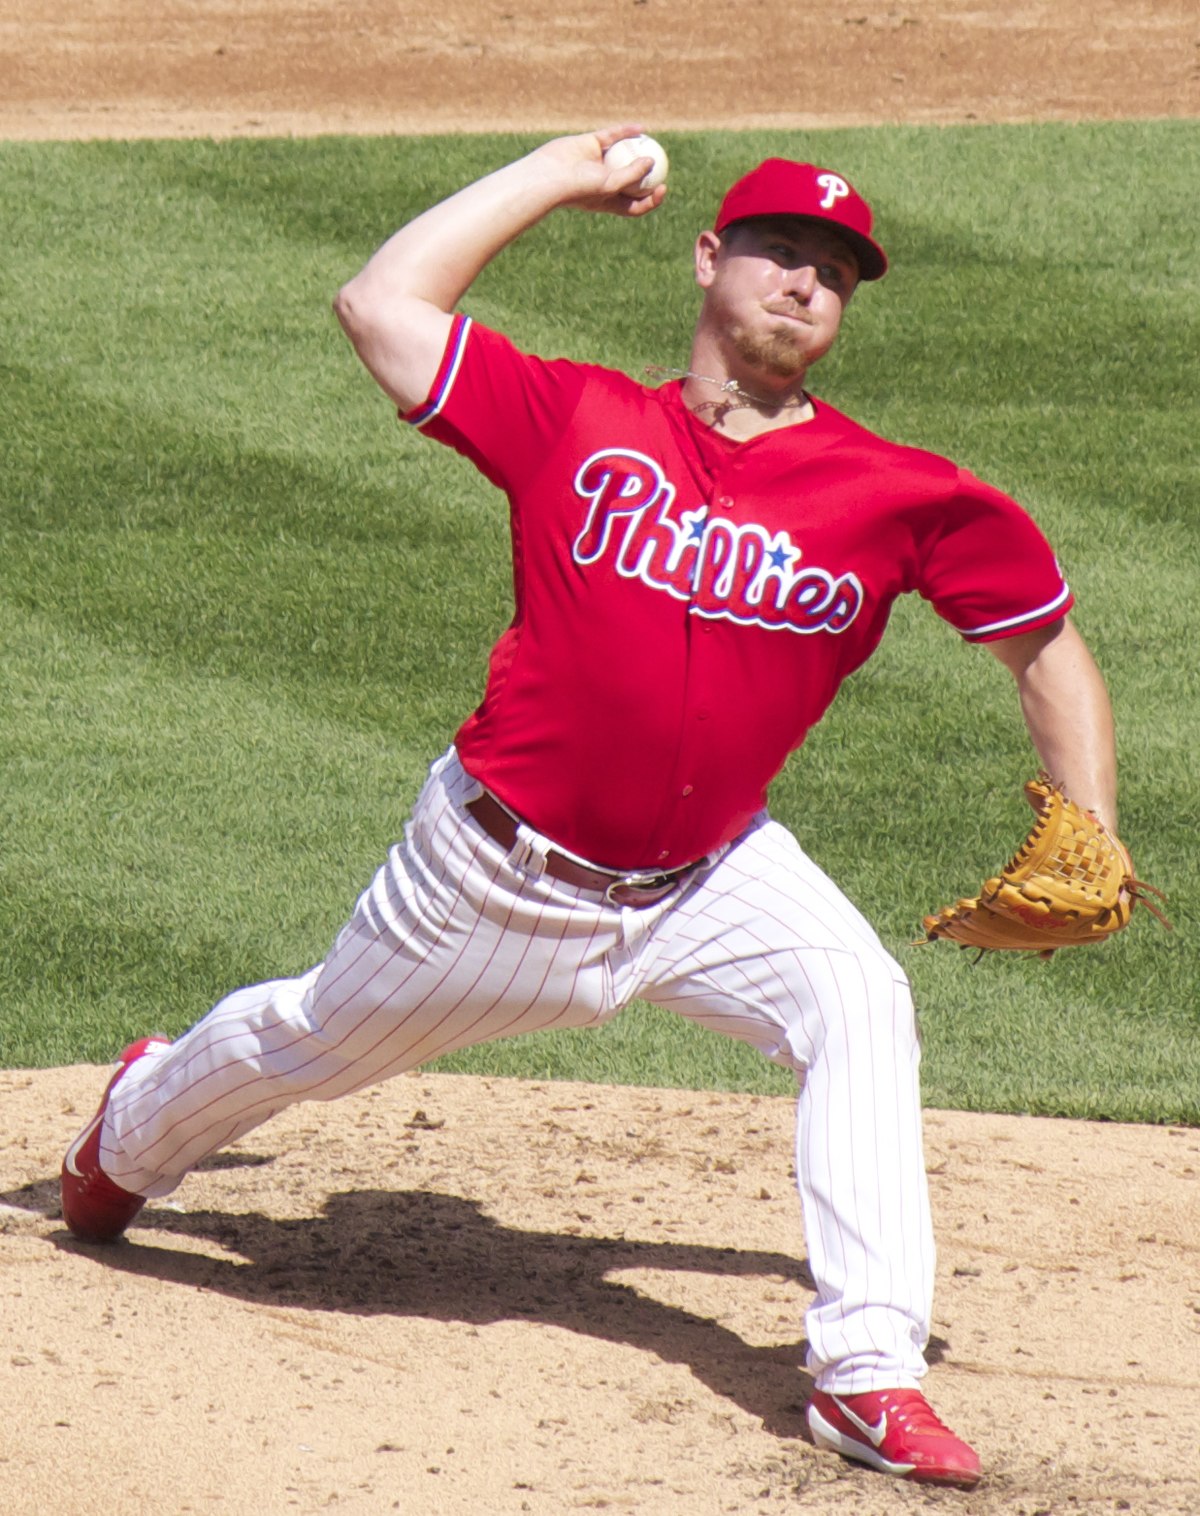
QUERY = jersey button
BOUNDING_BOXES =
[681,785,694,797]
[715,494,734,512]
[657,849,670,862]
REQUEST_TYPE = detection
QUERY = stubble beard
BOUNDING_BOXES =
[727,317,814,384]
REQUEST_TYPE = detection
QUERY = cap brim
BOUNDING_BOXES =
[834,225,888,282]
[719,211,888,281]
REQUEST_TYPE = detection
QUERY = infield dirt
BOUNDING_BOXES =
[1,5,1197,1513]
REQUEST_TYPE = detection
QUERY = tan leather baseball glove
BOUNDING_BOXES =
[921,777,1169,958]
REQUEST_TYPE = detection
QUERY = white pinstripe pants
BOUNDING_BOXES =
[104,748,934,1393]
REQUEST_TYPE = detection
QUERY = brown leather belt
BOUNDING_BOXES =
[464,790,697,908]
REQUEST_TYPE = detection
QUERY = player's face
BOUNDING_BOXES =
[695,217,860,380]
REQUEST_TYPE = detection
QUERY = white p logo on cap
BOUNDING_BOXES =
[816,173,850,211]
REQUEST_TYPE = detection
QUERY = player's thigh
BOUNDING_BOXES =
[639,818,911,1072]
[305,784,616,1083]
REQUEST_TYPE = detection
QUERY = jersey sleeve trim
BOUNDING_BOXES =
[405,314,473,428]
[955,581,1073,641]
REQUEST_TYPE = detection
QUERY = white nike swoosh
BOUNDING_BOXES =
[63,1111,104,1179]
[834,1397,888,1447]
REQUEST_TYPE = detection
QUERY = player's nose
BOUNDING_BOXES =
[782,262,819,301]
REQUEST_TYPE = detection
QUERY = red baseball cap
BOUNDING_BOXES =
[714,159,888,280]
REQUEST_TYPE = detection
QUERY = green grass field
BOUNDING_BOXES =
[1,122,1195,1121]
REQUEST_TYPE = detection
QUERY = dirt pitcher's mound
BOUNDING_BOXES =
[2,1067,1198,1515]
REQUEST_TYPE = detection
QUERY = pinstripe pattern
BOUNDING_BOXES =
[619,818,933,1392]
[102,748,932,1393]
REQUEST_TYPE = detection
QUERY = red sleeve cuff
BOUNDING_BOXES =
[402,313,473,428]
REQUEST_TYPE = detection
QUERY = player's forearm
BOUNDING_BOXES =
[339,150,574,315]
[336,127,659,316]
[992,619,1119,831]
[332,145,585,411]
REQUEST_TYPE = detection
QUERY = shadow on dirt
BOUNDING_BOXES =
[5,1169,948,1440]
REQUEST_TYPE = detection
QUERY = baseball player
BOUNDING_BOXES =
[62,126,1122,1489]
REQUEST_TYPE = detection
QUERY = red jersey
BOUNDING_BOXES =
[408,316,1072,871]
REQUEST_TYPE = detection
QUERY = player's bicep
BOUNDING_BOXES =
[332,286,455,414]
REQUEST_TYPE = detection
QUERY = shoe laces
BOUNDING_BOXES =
[874,1391,953,1437]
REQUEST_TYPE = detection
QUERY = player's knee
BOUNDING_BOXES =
[798,943,916,1058]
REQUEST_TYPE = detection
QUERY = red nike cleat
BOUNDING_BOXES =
[807,1388,982,1487]
[61,1036,170,1243]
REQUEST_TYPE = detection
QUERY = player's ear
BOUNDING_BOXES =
[694,230,722,290]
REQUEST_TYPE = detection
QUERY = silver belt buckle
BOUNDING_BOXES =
[604,870,681,909]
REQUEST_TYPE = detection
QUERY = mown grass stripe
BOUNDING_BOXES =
[1,123,1195,1118]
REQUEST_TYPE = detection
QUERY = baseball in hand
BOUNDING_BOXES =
[603,134,669,197]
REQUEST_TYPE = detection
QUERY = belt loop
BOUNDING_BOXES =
[511,823,551,882]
